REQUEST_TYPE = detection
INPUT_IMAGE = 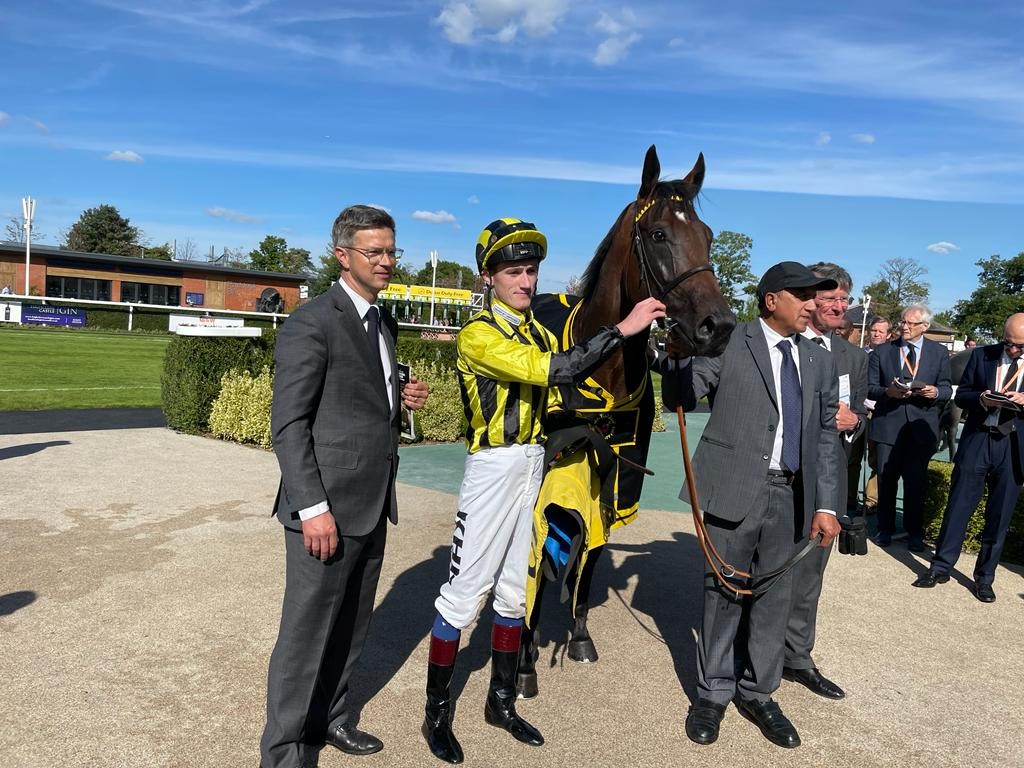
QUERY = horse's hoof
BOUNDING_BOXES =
[516,671,538,700]
[567,638,599,663]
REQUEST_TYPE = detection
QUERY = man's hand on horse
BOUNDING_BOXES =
[616,297,666,338]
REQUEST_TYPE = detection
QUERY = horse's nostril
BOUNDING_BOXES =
[695,316,716,342]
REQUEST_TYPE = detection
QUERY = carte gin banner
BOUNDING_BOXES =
[21,304,88,327]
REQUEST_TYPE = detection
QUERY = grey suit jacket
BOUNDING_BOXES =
[664,320,843,534]
[271,281,401,536]
[829,335,868,452]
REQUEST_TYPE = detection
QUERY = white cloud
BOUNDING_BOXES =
[593,10,640,66]
[852,132,876,144]
[927,241,960,254]
[816,131,832,146]
[438,0,569,45]
[206,206,262,224]
[32,120,49,134]
[105,150,144,163]
[467,195,480,204]
[0,111,9,125]
[413,209,458,225]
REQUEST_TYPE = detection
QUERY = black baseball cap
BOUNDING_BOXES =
[756,261,837,299]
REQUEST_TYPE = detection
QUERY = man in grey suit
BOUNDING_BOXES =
[782,262,867,701]
[260,205,429,768]
[663,262,842,749]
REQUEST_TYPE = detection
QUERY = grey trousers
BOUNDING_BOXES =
[260,513,387,768]
[696,479,802,705]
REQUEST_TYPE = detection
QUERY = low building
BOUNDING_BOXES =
[0,242,305,312]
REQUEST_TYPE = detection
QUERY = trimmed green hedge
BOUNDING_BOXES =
[209,367,273,448]
[395,335,458,369]
[924,460,1024,564]
[161,332,276,433]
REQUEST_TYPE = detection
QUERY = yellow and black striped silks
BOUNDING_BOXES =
[456,299,559,454]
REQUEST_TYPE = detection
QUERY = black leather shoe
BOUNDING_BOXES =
[325,723,383,756]
[873,532,891,547]
[907,536,926,552]
[736,698,800,748]
[685,699,726,745]
[912,570,950,588]
[974,583,996,603]
[782,667,845,699]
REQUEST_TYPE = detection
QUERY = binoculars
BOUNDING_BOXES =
[837,515,868,556]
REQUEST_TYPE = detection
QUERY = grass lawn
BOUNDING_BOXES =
[0,327,170,410]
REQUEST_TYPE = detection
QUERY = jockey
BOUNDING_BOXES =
[422,218,665,764]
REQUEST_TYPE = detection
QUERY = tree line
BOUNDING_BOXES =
[23,203,1024,340]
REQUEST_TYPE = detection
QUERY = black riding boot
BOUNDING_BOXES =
[423,637,463,763]
[485,622,544,746]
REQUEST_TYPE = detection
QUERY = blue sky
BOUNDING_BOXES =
[1,1,1022,311]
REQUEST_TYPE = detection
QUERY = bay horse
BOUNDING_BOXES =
[518,145,735,697]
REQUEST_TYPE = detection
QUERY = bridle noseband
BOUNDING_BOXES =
[632,195,714,335]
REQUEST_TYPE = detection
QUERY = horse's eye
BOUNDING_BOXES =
[651,229,666,242]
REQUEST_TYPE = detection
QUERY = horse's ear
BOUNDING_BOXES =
[682,152,706,194]
[639,144,660,200]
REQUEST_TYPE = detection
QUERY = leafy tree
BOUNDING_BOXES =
[709,230,757,314]
[862,257,929,323]
[565,275,582,295]
[62,204,141,256]
[413,258,475,289]
[5,216,44,243]
[248,235,313,274]
[143,243,173,261]
[950,252,1024,341]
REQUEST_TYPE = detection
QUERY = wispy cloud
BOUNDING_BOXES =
[851,132,876,144]
[467,194,480,204]
[593,10,640,66]
[927,241,960,254]
[438,0,570,45]
[32,120,49,134]
[413,209,458,225]
[106,150,144,163]
[207,206,262,224]
[815,131,831,146]
[0,111,9,125]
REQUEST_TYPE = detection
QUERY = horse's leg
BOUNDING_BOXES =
[516,573,546,700]
[567,544,603,663]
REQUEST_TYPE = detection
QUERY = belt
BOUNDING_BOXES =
[766,469,796,486]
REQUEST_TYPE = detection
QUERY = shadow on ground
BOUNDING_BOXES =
[0,408,166,435]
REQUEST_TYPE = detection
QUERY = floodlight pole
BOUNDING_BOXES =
[22,196,35,296]
[429,249,438,326]
[859,294,872,348]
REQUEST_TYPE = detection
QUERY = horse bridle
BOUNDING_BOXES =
[632,195,714,305]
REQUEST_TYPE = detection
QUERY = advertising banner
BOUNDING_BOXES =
[168,314,244,332]
[21,304,87,326]
[1,301,22,323]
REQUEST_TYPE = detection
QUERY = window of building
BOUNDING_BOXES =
[46,276,112,301]
[120,282,180,306]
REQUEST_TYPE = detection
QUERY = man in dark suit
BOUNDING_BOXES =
[664,262,842,749]
[913,313,1024,602]
[260,205,429,768]
[782,262,867,701]
[867,304,952,550]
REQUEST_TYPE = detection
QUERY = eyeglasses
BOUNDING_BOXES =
[899,320,926,327]
[815,296,850,307]
[342,245,403,264]
[1002,339,1024,351]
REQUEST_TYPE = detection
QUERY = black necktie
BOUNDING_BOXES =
[366,305,384,375]
[777,340,802,473]
[904,344,917,374]
[812,336,825,348]
[998,359,1019,434]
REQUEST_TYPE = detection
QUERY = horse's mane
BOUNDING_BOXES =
[578,179,701,302]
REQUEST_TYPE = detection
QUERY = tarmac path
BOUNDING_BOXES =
[0,415,1021,767]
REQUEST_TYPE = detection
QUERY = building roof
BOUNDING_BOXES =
[0,241,308,283]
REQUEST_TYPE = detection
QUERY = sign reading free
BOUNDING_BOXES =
[21,304,87,327]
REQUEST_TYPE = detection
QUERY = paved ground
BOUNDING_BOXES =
[1,415,1022,768]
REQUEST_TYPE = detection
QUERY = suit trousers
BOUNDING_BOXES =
[932,429,1022,585]
[784,539,831,670]
[697,478,802,705]
[260,510,388,768]
[876,433,935,538]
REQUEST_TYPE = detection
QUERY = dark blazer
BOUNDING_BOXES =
[271,281,401,536]
[955,344,1024,479]
[829,334,868,452]
[666,320,843,531]
[867,337,952,446]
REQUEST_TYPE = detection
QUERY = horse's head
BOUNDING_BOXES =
[630,145,735,358]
